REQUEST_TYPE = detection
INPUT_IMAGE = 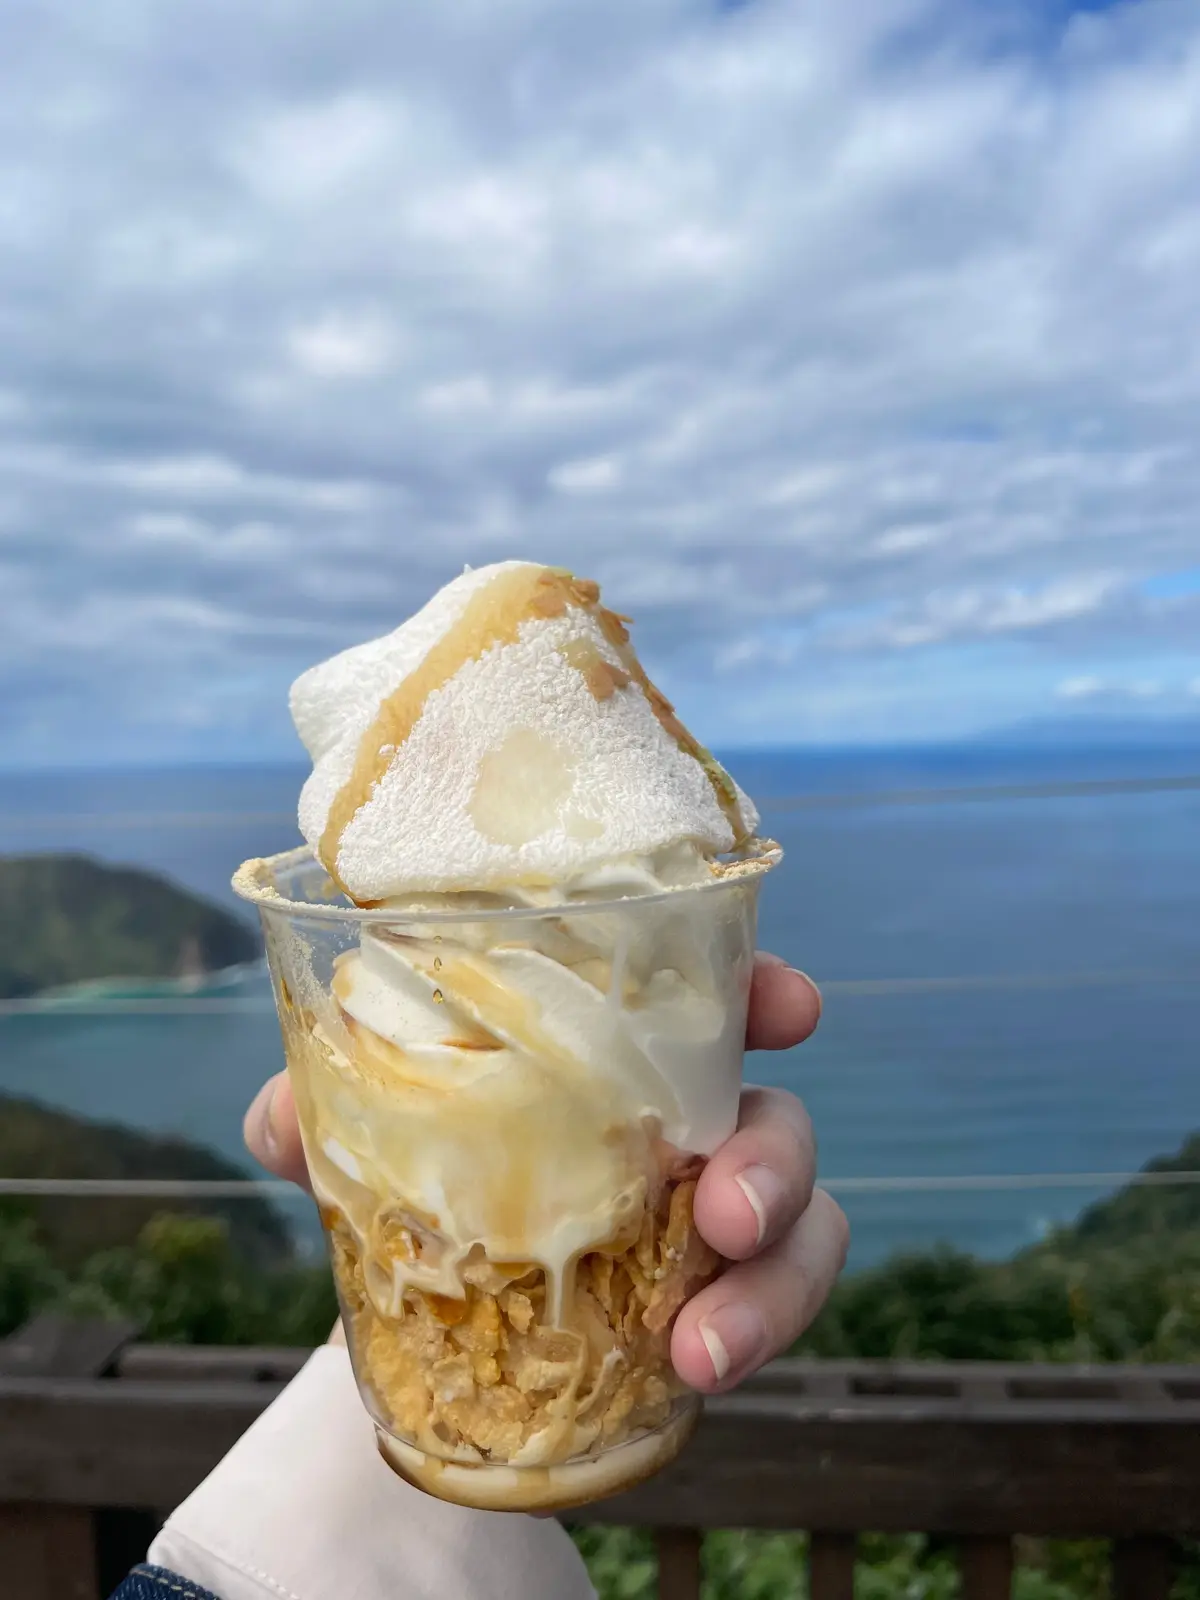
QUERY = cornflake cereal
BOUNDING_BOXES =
[329,1160,718,1469]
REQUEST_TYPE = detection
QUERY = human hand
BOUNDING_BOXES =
[244,952,847,1392]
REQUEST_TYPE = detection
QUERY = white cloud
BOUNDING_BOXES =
[232,95,402,207]
[3,0,1200,758]
[980,575,1123,633]
[761,465,847,509]
[111,456,250,497]
[548,455,623,493]
[874,523,945,555]
[716,636,802,673]
[1056,675,1105,700]
[419,376,495,414]
[287,312,397,379]
[128,511,211,543]
[1053,674,1200,704]
[839,572,1124,651]
[106,454,374,511]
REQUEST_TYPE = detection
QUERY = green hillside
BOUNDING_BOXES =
[0,853,259,999]
[1064,1131,1200,1247]
[0,1092,291,1269]
[799,1130,1200,1365]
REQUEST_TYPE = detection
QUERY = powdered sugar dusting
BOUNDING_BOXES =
[293,563,524,855]
[291,560,758,901]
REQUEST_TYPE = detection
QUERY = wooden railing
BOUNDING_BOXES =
[1,1316,1198,1599]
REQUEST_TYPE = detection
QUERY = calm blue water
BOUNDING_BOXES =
[1,745,1197,1268]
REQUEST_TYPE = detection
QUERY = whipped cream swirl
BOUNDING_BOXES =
[296,846,758,1326]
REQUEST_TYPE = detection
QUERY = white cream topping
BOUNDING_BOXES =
[290,561,757,903]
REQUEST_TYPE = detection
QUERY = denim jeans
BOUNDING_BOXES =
[109,1565,223,1600]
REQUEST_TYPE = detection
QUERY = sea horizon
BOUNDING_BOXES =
[2,716,1199,778]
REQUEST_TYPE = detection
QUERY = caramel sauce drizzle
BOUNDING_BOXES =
[320,564,748,898]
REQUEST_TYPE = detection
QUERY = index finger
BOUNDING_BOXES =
[746,953,822,1051]
[694,1085,816,1260]
[244,1071,312,1192]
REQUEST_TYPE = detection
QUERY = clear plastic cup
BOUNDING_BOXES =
[234,841,778,1512]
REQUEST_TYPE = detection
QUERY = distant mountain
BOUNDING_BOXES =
[0,1092,291,1269]
[0,853,260,999]
[976,714,1200,751]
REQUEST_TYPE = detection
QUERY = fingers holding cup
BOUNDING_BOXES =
[672,1187,850,1393]
[243,1071,311,1192]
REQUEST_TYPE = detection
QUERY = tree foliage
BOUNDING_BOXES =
[0,1204,336,1346]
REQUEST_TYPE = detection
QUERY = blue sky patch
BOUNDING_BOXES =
[1141,568,1200,601]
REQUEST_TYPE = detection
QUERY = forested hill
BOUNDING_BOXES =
[0,1092,290,1268]
[0,853,259,998]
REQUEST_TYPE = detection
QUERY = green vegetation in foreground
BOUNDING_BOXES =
[0,1093,290,1269]
[0,1127,1197,1598]
[797,1132,1200,1366]
[0,1208,337,1349]
[0,852,259,998]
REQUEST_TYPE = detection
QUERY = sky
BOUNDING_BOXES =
[1,0,1199,766]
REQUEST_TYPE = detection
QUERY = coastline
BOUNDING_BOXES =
[29,958,268,1006]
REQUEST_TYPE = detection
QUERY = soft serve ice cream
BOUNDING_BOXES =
[236,560,777,1510]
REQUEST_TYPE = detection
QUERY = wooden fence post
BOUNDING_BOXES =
[656,1527,702,1600]
[960,1537,1014,1600]
[809,1532,857,1600]
[0,1315,139,1600]
[0,1504,99,1600]
[1113,1537,1176,1600]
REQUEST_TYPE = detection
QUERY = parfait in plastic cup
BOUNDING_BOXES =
[235,839,776,1510]
[235,561,779,1510]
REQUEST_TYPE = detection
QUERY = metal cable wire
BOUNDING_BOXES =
[0,1177,299,1198]
[1,1170,1197,1199]
[0,997,273,1016]
[0,810,299,830]
[1,965,1195,1017]
[825,1170,1200,1194]
[819,968,1199,996]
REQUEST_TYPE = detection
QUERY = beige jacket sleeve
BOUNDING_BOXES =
[148,1344,597,1600]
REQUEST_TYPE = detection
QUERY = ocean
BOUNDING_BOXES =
[1,744,1197,1269]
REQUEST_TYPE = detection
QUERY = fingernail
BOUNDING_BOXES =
[791,968,822,1014]
[758,954,822,1011]
[698,1303,768,1385]
[735,1164,787,1246]
[247,1079,279,1160]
